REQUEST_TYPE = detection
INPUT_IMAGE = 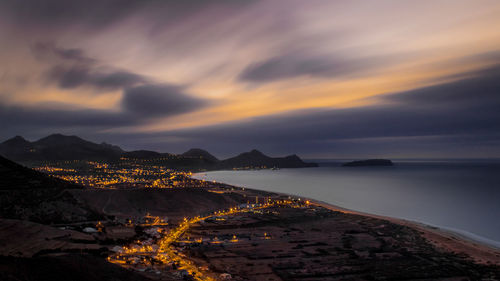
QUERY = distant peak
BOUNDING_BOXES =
[11,135,28,142]
[2,135,30,145]
[184,148,207,153]
[182,148,219,161]
[39,133,83,141]
[46,133,72,138]
[39,133,65,140]
[235,149,268,158]
[35,134,90,146]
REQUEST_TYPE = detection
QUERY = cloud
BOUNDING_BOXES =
[383,65,500,107]
[47,65,147,90]
[149,64,500,156]
[1,1,499,158]
[0,84,207,138]
[32,42,95,64]
[0,103,135,138]
[0,0,258,30]
[1,64,499,158]
[31,42,148,91]
[0,81,207,137]
[0,0,149,29]
[13,43,208,126]
[238,52,387,83]
[122,84,207,117]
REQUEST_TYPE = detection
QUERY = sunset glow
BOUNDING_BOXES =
[1,0,500,158]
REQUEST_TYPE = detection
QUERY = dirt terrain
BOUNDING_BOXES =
[71,187,248,221]
[177,203,500,281]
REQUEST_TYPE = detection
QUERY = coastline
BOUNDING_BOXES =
[193,173,500,266]
[312,199,500,266]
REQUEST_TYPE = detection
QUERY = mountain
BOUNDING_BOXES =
[1,135,31,147]
[219,149,317,169]
[342,159,394,167]
[0,155,100,224]
[0,136,34,161]
[0,134,124,163]
[182,148,219,163]
[220,149,269,168]
[0,155,80,190]
[0,134,317,170]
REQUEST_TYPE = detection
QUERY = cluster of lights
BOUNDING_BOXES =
[35,166,77,173]
[33,160,202,189]
[107,198,311,279]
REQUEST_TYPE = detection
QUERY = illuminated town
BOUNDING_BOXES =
[106,199,313,280]
[34,159,206,189]
[31,159,319,279]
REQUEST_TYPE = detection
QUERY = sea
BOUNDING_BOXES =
[193,160,500,248]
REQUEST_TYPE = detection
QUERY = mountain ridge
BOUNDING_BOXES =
[0,134,317,169]
[0,134,124,162]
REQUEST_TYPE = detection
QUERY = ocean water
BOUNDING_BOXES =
[194,162,500,248]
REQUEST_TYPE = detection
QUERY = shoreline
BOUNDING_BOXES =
[312,199,500,266]
[193,173,500,265]
[275,190,500,265]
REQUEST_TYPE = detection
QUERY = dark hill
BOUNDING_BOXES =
[35,134,89,146]
[33,134,123,161]
[0,134,123,162]
[221,149,269,167]
[0,254,154,281]
[0,155,100,223]
[220,149,317,169]
[0,136,34,161]
[0,155,81,190]
[2,135,31,147]
[182,148,219,163]
[342,159,394,167]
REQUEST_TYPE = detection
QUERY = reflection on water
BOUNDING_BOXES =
[194,162,500,247]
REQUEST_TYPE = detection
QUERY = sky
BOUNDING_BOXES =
[1,0,500,159]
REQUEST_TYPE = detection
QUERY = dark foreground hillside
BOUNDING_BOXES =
[0,156,101,224]
[0,254,154,281]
